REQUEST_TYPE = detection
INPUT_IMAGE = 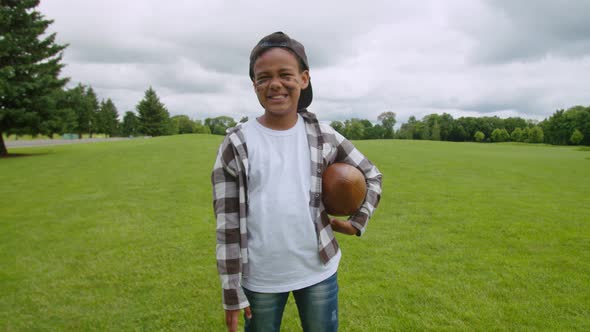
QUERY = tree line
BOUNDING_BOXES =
[329,106,589,146]
[2,82,211,138]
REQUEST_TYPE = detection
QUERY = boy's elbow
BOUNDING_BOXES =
[216,226,241,244]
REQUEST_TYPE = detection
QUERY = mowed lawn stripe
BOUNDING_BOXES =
[1,136,589,331]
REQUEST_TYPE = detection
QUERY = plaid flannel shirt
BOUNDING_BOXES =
[211,110,382,310]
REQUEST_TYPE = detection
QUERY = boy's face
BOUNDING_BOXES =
[252,48,309,117]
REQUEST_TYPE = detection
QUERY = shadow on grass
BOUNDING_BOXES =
[0,152,51,159]
[576,146,590,152]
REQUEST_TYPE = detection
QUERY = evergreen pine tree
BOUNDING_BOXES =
[122,111,140,137]
[99,98,119,137]
[0,0,68,155]
[65,84,89,139]
[137,87,170,136]
[85,87,99,138]
[41,88,77,138]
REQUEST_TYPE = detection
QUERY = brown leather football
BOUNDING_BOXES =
[322,163,367,216]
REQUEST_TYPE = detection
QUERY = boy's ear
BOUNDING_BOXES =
[300,70,310,89]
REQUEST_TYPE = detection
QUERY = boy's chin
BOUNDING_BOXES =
[264,106,297,116]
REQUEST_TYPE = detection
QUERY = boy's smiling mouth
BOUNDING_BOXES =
[268,94,287,101]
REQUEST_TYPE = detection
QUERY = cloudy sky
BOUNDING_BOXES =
[38,0,590,125]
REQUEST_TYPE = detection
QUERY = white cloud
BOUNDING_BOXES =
[39,0,590,124]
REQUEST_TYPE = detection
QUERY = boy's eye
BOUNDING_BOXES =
[255,77,269,85]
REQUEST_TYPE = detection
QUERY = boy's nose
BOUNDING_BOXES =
[268,77,282,89]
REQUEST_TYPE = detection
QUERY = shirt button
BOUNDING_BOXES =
[315,193,320,198]
[317,169,322,173]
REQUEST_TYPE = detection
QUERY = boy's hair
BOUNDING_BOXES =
[249,32,313,110]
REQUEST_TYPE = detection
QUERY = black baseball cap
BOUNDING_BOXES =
[249,32,313,111]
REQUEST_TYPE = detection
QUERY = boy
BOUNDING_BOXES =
[211,32,382,332]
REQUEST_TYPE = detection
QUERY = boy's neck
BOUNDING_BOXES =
[257,111,299,130]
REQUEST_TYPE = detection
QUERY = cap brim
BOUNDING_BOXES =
[298,81,313,111]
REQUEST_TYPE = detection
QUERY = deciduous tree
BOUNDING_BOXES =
[193,120,211,134]
[528,126,544,143]
[474,131,485,142]
[364,124,385,139]
[170,115,195,134]
[430,120,441,141]
[378,111,396,139]
[491,128,510,142]
[570,129,584,145]
[330,121,345,136]
[343,119,365,140]
[511,127,523,142]
[205,116,236,135]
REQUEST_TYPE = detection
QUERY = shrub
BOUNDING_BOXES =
[491,128,510,142]
[474,131,485,142]
[511,127,523,142]
[570,129,584,145]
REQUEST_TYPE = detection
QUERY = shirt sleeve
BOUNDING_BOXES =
[211,141,250,310]
[332,130,383,236]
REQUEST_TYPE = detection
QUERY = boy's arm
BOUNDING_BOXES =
[332,130,382,236]
[211,143,249,310]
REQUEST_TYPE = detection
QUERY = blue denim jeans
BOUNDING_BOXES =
[243,273,338,332]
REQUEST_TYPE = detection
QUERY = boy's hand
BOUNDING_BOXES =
[329,218,358,235]
[225,307,252,332]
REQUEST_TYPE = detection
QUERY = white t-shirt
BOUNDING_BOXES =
[241,114,340,293]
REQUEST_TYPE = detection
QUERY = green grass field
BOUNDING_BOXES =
[1,136,589,331]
